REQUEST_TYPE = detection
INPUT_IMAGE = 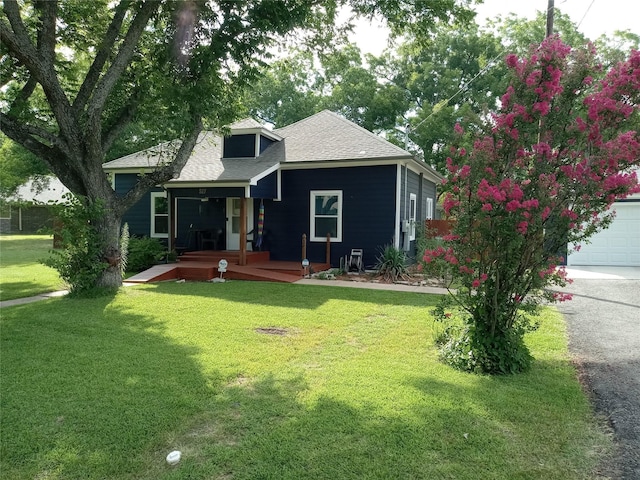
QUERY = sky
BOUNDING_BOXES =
[351,0,640,56]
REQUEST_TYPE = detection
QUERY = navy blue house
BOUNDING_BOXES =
[103,110,442,269]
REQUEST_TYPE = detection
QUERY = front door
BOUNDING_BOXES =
[226,198,253,250]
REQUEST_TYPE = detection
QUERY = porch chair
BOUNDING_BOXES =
[200,228,222,250]
[246,228,268,251]
[175,225,194,255]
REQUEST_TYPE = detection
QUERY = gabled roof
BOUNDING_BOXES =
[274,110,411,162]
[7,176,70,203]
[102,132,280,183]
[102,110,442,184]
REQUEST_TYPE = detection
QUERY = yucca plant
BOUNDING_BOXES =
[375,244,409,282]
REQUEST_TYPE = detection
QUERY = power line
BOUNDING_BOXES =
[576,0,596,29]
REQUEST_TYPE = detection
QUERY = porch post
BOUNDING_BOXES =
[168,189,175,252]
[239,196,247,266]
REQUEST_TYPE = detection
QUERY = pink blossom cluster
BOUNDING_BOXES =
[431,38,640,313]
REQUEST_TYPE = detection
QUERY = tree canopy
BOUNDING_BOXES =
[0,0,477,291]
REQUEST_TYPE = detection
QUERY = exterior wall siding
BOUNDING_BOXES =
[116,173,163,238]
[259,135,275,153]
[250,171,277,199]
[264,165,397,268]
[399,167,437,262]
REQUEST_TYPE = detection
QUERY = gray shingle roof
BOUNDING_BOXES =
[103,110,430,184]
[274,110,411,162]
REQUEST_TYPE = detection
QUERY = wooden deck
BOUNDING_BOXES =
[126,250,331,284]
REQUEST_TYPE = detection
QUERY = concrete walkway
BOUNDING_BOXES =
[0,279,447,309]
[0,289,69,308]
[3,267,638,308]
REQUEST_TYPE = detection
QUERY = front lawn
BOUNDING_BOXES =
[0,282,610,479]
[0,234,63,300]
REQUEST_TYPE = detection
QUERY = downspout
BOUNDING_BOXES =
[394,164,401,249]
[417,173,424,223]
[167,188,174,252]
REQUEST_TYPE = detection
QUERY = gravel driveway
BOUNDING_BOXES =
[556,267,640,480]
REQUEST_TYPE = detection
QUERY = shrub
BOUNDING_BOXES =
[125,236,167,273]
[416,225,452,284]
[426,39,640,374]
[375,244,409,282]
[43,195,109,297]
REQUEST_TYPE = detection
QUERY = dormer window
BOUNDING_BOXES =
[222,119,283,158]
[223,134,256,158]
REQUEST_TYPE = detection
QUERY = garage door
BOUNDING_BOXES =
[568,201,640,266]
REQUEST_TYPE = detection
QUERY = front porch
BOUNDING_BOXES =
[126,250,331,284]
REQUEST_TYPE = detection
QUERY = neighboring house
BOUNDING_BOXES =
[0,177,69,234]
[567,168,640,266]
[103,110,442,268]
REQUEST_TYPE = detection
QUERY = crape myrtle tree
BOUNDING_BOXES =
[426,37,640,374]
[0,0,476,292]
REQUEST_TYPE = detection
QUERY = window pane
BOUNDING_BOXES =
[155,215,168,234]
[154,196,168,214]
[232,216,240,234]
[315,195,338,216]
[315,217,337,238]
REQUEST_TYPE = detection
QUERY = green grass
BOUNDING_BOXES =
[0,282,611,479]
[0,234,64,301]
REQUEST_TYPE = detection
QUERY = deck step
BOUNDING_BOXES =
[126,253,330,284]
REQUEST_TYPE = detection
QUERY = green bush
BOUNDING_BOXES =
[374,244,409,282]
[126,236,167,273]
[42,195,109,296]
[416,225,451,283]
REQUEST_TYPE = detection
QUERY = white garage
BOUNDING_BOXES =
[568,200,640,266]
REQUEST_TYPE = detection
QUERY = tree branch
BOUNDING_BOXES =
[83,0,160,165]
[118,115,203,214]
[7,2,57,114]
[0,113,86,195]
[2,1,78,152]
[72,0,132,112]
[34,0,57,65]
[101,91,142,153]
[86,1,160,119]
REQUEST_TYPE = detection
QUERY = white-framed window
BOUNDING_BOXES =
[150,191,168,238]
[409,193,417,240]
[426,197,434,220]
[310,190,342,242]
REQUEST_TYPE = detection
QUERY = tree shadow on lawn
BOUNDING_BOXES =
[0,280,62,301]
[140,281,442,310]
[0,295,218,479]
[137,361,607,480]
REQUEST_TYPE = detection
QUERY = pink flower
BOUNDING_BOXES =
[506,200,521,212]
[517,221,528,235]
[505,54,519,68]
[472,279,481,288]
[481,203,493,212]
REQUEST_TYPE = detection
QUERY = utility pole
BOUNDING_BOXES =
[546,0,555,37]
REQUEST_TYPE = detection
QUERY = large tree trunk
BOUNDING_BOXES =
[95,204,124,289]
